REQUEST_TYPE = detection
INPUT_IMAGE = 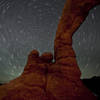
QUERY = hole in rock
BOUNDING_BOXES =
[72,6,100,79]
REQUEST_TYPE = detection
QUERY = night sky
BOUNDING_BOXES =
[0,0,100,83]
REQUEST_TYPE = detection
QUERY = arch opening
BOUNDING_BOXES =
[72,5,100,78]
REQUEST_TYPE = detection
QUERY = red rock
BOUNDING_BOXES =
[0,0,100,100]
[40,52,53,62]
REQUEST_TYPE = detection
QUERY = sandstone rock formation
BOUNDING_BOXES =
[0,0,100,100]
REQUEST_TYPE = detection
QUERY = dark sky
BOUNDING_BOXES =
[0,0,100,83]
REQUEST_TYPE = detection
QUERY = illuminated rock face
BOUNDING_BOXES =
[0,0,100,100]
[0,50,96,100]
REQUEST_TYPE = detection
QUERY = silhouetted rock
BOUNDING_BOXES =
[0,0,100,100]
[0,83,2,86]
[82,76,100,99]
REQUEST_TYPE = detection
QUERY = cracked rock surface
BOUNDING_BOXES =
[0,0,100,100]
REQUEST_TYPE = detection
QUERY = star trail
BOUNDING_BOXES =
[0,0,100,83]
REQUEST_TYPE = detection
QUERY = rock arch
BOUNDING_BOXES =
[0,0,100,100]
